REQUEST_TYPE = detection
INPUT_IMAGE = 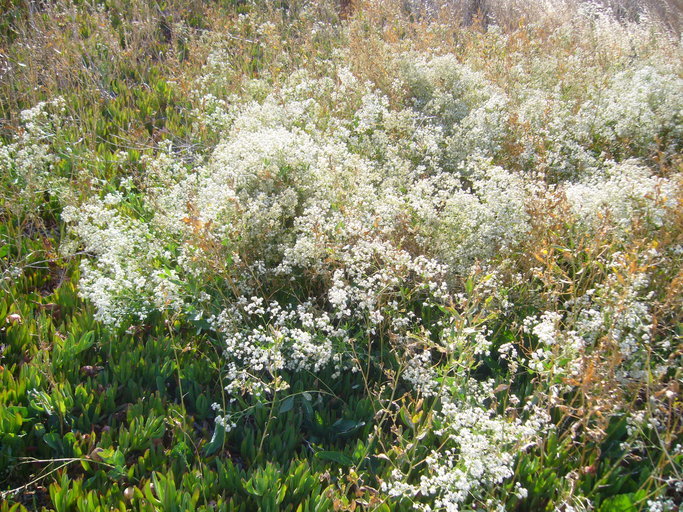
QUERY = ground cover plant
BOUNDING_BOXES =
[0,0,681,510]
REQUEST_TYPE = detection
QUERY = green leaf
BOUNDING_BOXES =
[315,451,354,467]
[597,494,635,512]
[279,396,295,414]
[399,407,414,430]
[465,277,474,295]
[330,418,365,436]
[43,432,62,452]
[204,421,226,456]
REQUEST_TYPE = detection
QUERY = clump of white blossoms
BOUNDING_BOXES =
[61,196,183,325]
[564,160,679,232]
[382,381,550,511]
[0,97,69,216]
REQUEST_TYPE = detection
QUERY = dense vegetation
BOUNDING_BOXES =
[1,1,681,510]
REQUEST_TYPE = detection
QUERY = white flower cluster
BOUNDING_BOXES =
[520,311,585,392]
[510,64,683,179]
[395,53,510,167]
[382,382,549,511]
[209,296,348,397]
[401,350,439,397]
[62,198,183,325]
[565,160,679,232]
[586,66,683,157]
[0,97,68,215]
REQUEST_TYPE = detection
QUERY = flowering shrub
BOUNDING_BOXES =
[2,1,682,510]
[59,18,683,504]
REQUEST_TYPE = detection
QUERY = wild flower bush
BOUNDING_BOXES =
[2,0,682,510]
